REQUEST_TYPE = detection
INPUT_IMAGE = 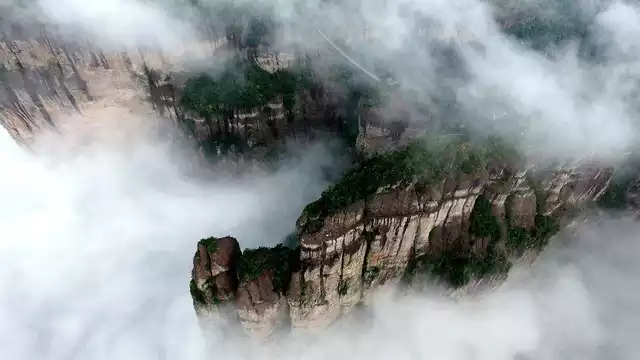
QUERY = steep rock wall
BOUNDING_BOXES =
[0,30,201,144]
[0,32,400,159]
[190,140,614,340]
[287,163,612,331]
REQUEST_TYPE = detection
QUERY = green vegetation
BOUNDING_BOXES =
[181,59,312,115]
[404,234,511,288]
[299,141,433,233]
[283,232,301,249]
[414,244,510,288]
[499,175,561,254]
[178,6,401,154]
[328,63,385,107]
[180,57,315,157]
[327,63,390,145]
[244,15,276,53]
[499,0,592,52]
[468,195,501,241]
[198,236,218,253]
[189,279,207,304]
[299,137,518,233]
[405,177,560,288]
[504,17,588,50]
[504,214,558,255]
[597,163,640,210]
[597,180,630,210]
[190,278,227,305]
[505,225,531,253]
[363,266,381,286]
[533,214,559,244]
[414,194,511,287]
[238,245,295,293]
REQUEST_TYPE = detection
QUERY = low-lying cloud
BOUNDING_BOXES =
[233,0,640,161]
[1,118,639,360]
[0,117,341,360]
[6,0,640,160]
[36,0,200,52]
[1,0,640,359]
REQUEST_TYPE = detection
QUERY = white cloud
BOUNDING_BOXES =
[34,0,200,51]
[1,116,640,360]
[2,0,640,359]
[0,115,339,359]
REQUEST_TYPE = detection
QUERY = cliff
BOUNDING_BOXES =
[0,2,617,344]
[0,30,406,163]
[190,137,615,340]
[0,26,199,144]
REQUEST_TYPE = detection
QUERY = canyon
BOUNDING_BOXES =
[1,0,636,347]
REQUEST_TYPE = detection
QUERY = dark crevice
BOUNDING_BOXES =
[7,40,55,128]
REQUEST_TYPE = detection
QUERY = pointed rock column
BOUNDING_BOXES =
[190,236,241,332]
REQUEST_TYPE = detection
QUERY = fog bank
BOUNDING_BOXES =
[0,116,340,359]
[1,0,640,359]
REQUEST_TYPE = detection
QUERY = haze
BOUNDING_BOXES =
[0,0,640,359]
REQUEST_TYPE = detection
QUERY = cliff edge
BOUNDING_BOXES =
[190,137,614,340]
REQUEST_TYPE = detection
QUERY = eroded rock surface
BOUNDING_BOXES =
[191,236,242,331]
[191,239,296,341]
[190,139,615,339]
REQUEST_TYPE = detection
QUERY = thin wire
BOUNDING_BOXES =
[316,28,381,82]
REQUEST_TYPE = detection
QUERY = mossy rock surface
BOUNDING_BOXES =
[402,162,561,288]
[299,136,519,234]
[198,236,218,253]
[189,279,207,304]
[181,57,315,117]
[238,244,296,293]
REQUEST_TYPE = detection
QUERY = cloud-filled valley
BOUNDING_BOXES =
[1,0,640,359]
[1,119,639,360]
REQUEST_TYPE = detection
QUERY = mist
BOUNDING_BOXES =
[1,0,640,359]
[0,114,342,359]
[8,0,640,160]
[1,117,639,360]
[213,0,640,161]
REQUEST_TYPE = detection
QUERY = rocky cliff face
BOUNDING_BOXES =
[190,138,615,340]
[0,28,192,145]
[191,237,296,340]
[0,30,403,160]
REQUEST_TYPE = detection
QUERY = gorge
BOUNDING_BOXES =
[1,0,640,359]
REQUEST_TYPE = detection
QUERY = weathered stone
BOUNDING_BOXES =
[236,271,289,341]
[190,236,242,333]
[251,162,613,334]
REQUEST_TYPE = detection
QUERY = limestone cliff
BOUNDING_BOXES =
[0,30,404,161]
[190,138,614,340]
[0,26,196,144]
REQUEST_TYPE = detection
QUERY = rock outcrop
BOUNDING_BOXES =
[191,237,296,341]
[0,28,405,160]
[190,138,615,340]
[191,236,242,331]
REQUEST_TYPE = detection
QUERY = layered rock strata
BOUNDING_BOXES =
[0,31,404,159]
[190,139,614,339]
